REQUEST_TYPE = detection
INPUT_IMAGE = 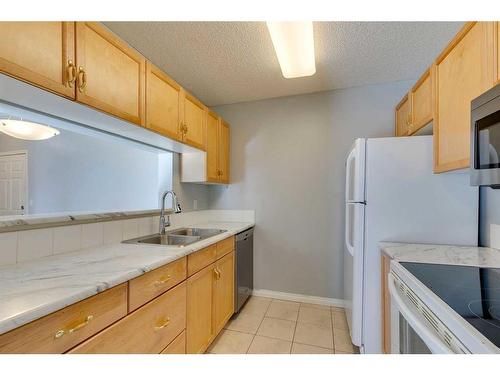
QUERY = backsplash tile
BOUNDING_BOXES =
[0,232,17,266]
[122,219,139,240]
[81,223,104,249]
[18,228,53,263]
[138,217,153,236]
[103,221,123,245]
[53,225,82,255]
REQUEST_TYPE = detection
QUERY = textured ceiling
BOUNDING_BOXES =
[104,22,463,106]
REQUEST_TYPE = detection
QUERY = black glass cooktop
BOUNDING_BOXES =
[401,262,500,349]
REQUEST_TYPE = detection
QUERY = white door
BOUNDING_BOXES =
[0,152,27,215]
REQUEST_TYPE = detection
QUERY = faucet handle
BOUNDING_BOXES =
[175,203,182,213]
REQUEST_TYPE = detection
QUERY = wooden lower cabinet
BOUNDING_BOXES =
[381,254,391,354]
[213,252,235,334]
[161,330,186,354]
[70,282,186,354]
[0,283,127,354]
[186,248,235,354]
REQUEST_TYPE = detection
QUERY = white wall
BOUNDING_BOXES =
[209,80,413,299]
[0,129,172,214]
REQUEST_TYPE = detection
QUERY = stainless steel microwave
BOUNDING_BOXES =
[470,83,500,187]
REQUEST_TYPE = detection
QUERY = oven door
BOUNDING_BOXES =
[389,273,454,354]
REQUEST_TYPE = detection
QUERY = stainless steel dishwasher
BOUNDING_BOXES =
[234,227,254,313]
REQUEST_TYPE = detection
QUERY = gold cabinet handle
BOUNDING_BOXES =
[153,274,172,287]
[66,60,77,88]
[154,317,171,331]
[54,315,94,338]
[77,66,87,93]
[213,268,221,280]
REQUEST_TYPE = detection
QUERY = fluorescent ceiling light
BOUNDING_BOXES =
[0,119,60,140]
[266,21,316,79]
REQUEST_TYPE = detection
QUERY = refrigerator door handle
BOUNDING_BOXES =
[345,148,356,202]
[345,203,355,256]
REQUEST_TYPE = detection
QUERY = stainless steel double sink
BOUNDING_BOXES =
[123,227,227,247]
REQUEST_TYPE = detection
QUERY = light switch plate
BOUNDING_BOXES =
[490,224,500,250]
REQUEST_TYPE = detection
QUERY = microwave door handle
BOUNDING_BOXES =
[345,203,355,256]
[345,148,356,202]
[388,274,453,354]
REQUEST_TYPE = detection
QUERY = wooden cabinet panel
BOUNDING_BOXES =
[186,265,215,354]
[187,244,217,277]
[128,257,187,312]
[70,282,186,354]
[0,283,127,354]
[160,330,186,354]
[381,254,391,354]
[434,22,495,173]
[496,22,500,83]
[206,111,220,182]
[213,251,235,334]
[146,62,181,140]
[0,22,75,98]
[218,120,230,183]
[216,236,234,260]
[75,22,146,126]
[410,68,433,134]
[181,91,206,150]
[395,94,410,137]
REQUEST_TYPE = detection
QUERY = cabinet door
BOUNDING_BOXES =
[410,68,433,134]
[434,22,495,173]
[75,22,146,126]
[381,254,391,354]
[496,22,500,83]
[218,120,230,184]
[0,22,75,99]
[395,94,410,137]
[186,264,214,354]
[206,111,220,182]
[181,91,206,150]
[146,62,181,140]
[213,251,234,334]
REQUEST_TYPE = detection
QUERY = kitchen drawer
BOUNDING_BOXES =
[129,257,187,312]
[216,236,234,260]
[160,330,186,354]
[187,244,216,276]
[0,283,127,354]
[69,281,186,354]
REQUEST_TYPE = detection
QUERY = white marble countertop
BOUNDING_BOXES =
[0,221,254,335]
[379,242,500,268]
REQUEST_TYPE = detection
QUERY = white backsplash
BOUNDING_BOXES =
[0,210,254,267]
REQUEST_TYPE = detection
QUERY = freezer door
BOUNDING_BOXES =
[345,138,366,203]
[344,201,365,347]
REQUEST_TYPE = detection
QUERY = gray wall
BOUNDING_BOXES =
[209,80,413,299]
[479,187,500,246]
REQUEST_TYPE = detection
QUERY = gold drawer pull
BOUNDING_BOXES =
[54,315,94,339]
[213,268,221,280]
[77,66,87,93]
[154,317,171,331]
[153,274,172,287]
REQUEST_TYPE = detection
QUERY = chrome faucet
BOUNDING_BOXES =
[159,190,182,234]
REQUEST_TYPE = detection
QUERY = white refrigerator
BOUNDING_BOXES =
[343,135,478,354]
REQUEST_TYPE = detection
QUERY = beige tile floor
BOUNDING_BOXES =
[208,296,360,354]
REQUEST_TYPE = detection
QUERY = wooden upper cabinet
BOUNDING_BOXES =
[434,22,495,173]
[75,22,146,126]
[0,22,76,99]
[145,62,181,140]
[181,90,206,150]
[213,251,234,334]
[496,22,500,83]
[218,119,230,184]
[410,68,433,134]
[206,111,220,182]
[186,264,214,354]
[395,94,411,137]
